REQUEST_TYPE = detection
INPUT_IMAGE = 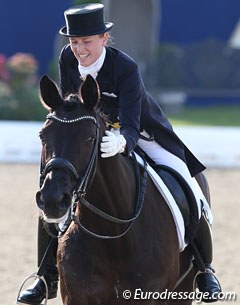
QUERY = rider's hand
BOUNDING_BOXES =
[100,130,126,158]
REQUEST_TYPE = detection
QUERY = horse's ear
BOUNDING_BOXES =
[80,75,100,109]
[39,75,63,110]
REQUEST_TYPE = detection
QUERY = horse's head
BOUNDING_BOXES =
[36,75,101,223]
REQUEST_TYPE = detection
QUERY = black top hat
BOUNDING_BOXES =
[59,3,113,37]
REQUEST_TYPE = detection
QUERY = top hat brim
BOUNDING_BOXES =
[59,22,113,37]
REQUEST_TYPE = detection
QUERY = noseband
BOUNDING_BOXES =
[40,113,148,240]
[43,158,79,181]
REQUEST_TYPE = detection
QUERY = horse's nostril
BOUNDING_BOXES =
[36,191,45,210]
[35,190,72,218]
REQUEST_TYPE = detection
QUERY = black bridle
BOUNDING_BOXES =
[40,113,148,239]
[43,114,99,196]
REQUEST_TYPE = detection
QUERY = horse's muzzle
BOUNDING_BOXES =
[36,190,72,220]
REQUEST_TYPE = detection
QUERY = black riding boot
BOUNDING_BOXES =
[17,218,59,305]
[194,214,221,303]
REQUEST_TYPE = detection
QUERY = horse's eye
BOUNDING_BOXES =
[86,136,95,144]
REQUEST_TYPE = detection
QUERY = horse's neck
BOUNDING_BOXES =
[88,155,136,216]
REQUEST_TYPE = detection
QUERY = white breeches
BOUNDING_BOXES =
[138,131,213,223]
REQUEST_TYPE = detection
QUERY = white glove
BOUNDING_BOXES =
[100,130,126,158]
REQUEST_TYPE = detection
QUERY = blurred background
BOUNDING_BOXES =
[1,0,240,123]
[0,1,239,304]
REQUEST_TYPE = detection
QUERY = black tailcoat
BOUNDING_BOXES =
[59,45,205,176]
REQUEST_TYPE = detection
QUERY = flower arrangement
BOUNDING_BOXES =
[0,80,17,115]
[7,53,38,76]
[0,54,8,82]
[7,53,38,90]
[0,52,46,120]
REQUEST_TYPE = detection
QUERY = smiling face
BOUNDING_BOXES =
[69,33,108,67]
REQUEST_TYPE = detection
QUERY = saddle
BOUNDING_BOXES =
[132,147,200,245]
[152,164,200,243]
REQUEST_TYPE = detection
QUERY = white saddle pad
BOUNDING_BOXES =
[134,153,194,252]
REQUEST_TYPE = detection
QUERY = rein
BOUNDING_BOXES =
[41,113,148,239]
[72,152,148,239]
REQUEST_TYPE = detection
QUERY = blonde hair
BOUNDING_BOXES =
[99,32,114,46]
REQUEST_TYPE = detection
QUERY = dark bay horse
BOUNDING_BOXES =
[37,75,207,305]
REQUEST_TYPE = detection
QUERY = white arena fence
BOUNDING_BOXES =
[0,121,240,168]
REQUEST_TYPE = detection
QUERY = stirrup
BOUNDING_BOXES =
[193,268,220,289]
[193,270,203,290]
[16,272,49,305]
[193,269,222,303]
